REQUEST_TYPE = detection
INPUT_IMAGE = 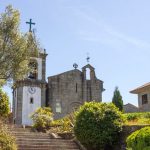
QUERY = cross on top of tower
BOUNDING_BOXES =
[86,53,90,63]
[26,19,35,32]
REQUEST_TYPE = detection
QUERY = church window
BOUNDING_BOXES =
[28,61,38,79]
[30,97,34,104]
[76,83,78,93]
[142,94,148,105]
[56,102,61,113]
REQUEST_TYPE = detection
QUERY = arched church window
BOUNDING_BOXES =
[28,61,38,79]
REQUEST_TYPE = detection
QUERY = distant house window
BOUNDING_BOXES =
[56,102,61,113]
[142,94,148,105]
[30,98,34,104]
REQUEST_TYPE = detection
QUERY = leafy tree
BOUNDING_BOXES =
[112,87,123,111]
[0,5,38,86]
[0,88,10,117]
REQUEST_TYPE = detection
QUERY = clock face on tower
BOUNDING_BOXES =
[28,87,36,94]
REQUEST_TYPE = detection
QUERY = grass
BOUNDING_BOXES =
[123,112,150,125]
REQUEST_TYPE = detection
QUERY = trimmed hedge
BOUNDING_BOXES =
[126,126,150,150]
[74,102,124,150]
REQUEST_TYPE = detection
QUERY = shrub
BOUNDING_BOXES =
[144,112,150,119]
[30,107,53,131]
[0,120,17,150]
[125,113,139,121]
[126,126,150,150]
[0,88,10,117]
[74,102,124,150]
[51,113,75,133]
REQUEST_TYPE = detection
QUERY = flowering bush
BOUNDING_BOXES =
[0,120,17,150]
[30,107,53,131]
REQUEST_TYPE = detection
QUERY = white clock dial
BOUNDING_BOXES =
[28,87,36,94]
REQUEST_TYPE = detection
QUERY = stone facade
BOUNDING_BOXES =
[130,82,150,112]
[47,64,104,119]
[13,50,104,124]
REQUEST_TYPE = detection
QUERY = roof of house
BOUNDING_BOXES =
[130,82,150,94]
[123,103,138,109]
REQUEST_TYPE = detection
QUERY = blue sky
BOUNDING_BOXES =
[1,0,150,106]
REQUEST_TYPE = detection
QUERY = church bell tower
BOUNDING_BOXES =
[12,19,47,125]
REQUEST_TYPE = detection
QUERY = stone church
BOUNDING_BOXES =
[12,49,104,125]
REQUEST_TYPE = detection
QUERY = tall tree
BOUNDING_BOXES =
[0,5,38,86]
[112,87,123,111]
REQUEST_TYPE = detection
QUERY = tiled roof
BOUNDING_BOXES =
[130,82,150,94]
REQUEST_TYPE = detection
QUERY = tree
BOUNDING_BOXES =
[0,88,10,117]
[0,5,38,86]
[112,87,123,111]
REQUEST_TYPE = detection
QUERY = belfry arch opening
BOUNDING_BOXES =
[28,60,38,79]
[86,68,91,80]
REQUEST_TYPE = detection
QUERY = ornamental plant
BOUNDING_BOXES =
[51,113,76,133]
[74,102,124,150]
[0,88,10,117]
[0,120,17,150]
[30,107,53,131]
[126,126,150,150]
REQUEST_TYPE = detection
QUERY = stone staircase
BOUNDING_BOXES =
[9,126,80,150]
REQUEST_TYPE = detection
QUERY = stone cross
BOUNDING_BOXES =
[26,19,35,32]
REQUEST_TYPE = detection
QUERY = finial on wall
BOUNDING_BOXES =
[73,63,78,69]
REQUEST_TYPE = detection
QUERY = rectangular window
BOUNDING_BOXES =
[142,94,148,105]
[30,98,34,104]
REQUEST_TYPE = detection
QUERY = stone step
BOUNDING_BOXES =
[9,127,80,150]
[17,140,77,144]
[16,139,74,142]
[19,148,79,150]
[18,145,79,149]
